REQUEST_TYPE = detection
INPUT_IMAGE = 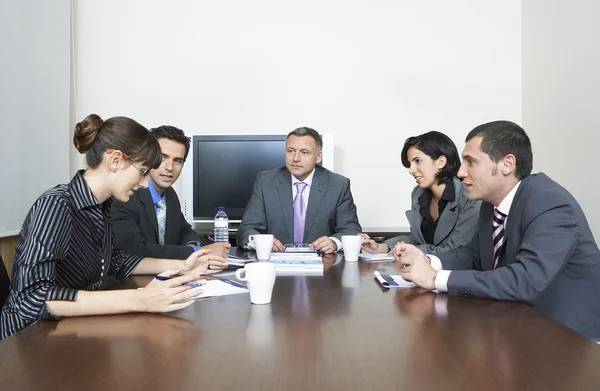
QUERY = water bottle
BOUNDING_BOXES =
[214,206,229,243]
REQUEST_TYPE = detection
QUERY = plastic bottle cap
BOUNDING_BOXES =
[217,206,225,212]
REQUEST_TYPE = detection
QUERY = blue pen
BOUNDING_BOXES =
[155,275,203,287]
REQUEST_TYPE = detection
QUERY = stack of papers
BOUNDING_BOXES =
[269,252,324,275]
[358,252,395,262]
[194,278,249,298]
[373,271,417,289]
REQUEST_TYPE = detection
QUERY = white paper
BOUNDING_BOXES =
[358,252,395,262]
[194,279,249,298]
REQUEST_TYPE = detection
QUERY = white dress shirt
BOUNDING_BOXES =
[431,181,522,292]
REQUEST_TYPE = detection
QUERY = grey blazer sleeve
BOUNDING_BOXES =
[416,198,481,254]
[446,201,580,304]
[236,173,268,247]
[329,177,362,241]
[111,199,195,260]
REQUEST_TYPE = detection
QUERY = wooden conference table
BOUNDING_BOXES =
[1,251,600,390]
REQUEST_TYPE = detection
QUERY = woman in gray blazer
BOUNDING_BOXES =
[362,131,480,254]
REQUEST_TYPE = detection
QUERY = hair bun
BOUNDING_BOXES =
[74,114,103,153]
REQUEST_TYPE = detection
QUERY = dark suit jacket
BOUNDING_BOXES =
[385,176,481,253]
[437,173,600,338]
[237,166,362,246]
[111,187,200,260]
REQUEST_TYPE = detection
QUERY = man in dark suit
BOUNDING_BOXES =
[112,126,230,260]
[237,127,361,254]
[395,121,600,338]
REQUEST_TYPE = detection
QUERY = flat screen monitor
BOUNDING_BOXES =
[192,135,287,221]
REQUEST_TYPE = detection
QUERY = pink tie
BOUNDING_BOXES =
[293,182,307,245]
[492,208,507,270]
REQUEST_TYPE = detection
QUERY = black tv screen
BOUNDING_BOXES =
[193,135,287,220]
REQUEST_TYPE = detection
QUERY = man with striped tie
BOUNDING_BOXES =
[393,120,600,338]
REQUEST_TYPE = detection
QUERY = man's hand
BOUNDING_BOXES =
[183,248,228,275]
[310,236,338,254]
[272,238,286,252]
[203,242,231,258]
[359,233,389,253]
[399,253,437,290]
[391,243,424,262]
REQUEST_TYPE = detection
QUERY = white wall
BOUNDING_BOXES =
[522,0,600,240]
[0,0,71,237]
[72,0,522,229]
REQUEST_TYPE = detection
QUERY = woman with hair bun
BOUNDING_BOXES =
[0,114,227,339]
[361,131,481,254]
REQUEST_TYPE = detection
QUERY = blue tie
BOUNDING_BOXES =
[156,199,167,245]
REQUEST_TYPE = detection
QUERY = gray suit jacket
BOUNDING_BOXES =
[437,173,600,338]
[237,166,362,246]
[111,187,201,260]
[385,177,480,253]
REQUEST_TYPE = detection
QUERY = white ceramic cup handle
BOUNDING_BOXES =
[236,269,248,281]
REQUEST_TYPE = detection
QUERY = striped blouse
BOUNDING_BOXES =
[0,171,143,339]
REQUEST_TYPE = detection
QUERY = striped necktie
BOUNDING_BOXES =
[156,198,167,245]
[492,208,507,270]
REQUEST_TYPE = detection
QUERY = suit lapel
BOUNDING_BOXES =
[406,210,425,243]
[433,207,458,245]
[304,168,326,241]
[165,188,179,245]
[502,177,530,266]
[139,188,159,241]
[433,180,461,245]
[276,171,294,243]
[480,202,494,270]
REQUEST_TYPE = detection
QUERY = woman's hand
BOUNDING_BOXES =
[183,248,229,274]
[136,269,205,313]
[359,233,389,253]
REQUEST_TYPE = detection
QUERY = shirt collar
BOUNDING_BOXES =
[291,168,315,188]
[441,179,456,202]
[69,170,103,211]
[496,181,522,216]
[148,181,165,204]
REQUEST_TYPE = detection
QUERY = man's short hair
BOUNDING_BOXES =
[465,120,533,180]
[286,127,323,151]
[401,131,461,185]
[150,125,191,161]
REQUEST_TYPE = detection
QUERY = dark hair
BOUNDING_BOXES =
[401,131,461,184]
[465,120,533,180]
[150,125,191,161]
[73,114,162,169]
[286,127,323,151]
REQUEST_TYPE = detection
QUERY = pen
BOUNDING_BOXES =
[155,275,203,287]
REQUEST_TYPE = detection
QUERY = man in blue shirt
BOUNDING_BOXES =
[112,126,230,259]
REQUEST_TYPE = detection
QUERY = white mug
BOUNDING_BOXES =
[342,235,364,262]
[236,262,277,304]
[249,234,274,261]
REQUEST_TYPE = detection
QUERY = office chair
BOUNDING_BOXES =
[0,255,9,309]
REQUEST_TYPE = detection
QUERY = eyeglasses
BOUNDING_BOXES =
[106,149,150,177]
[284,243,311,248]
